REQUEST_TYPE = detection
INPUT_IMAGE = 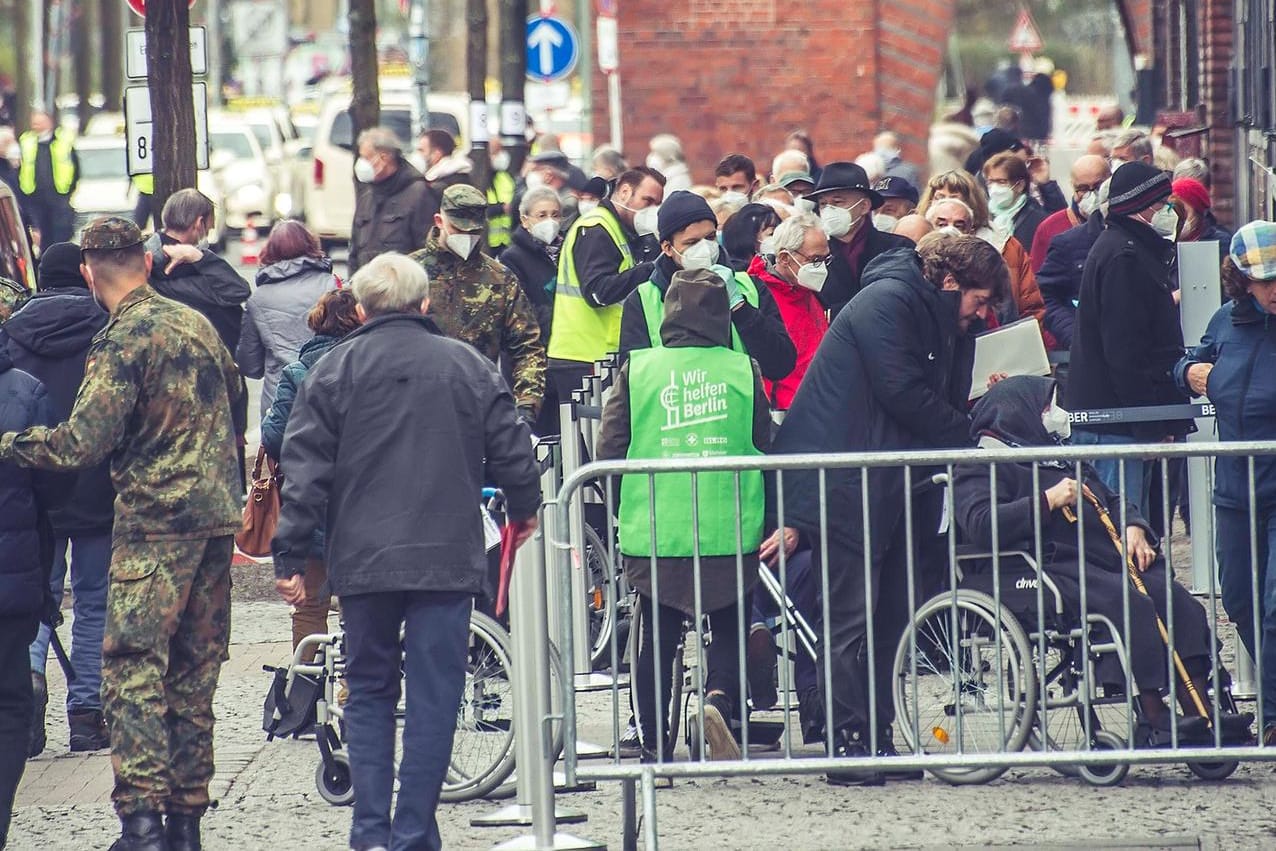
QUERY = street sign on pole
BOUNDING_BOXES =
[596,16,618,73]
[525,16,579,83]
[125,27,208,79]
[124,83,210,176]
[1008,9,1043,55]
[126,0,197,17]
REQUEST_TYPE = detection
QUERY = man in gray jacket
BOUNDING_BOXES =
[271,252,540,851]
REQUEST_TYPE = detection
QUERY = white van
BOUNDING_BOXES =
[305,83,469,245]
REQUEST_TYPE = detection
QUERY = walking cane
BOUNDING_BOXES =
[1062,489,1212,725]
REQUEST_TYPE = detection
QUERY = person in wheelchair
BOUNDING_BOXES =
[954,376,1250,747]
[598,266,772,763]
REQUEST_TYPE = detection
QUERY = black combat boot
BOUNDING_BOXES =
[166,812,202,851]
[825,727,885,787]
[108,811,168,851]
[68,708,110,752]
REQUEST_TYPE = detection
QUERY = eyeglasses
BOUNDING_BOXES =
[788,249,833,267]
[1073,182,1103,194]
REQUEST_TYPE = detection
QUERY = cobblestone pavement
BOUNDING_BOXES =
[12,595,1276,851]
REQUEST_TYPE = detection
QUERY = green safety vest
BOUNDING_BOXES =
[619,346,764,558]
[132,174,154,195]
[549,205,633,363]
[19,129,75,195]
[486,171,514,249]
[636,271,759,352]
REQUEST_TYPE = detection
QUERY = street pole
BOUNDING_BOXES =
[409,0,430,138]
[465,0,490,190]
[575,0,592,156]
[206,0,222,105]
[498,0,528,175]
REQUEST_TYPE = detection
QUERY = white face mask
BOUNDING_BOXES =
[528,218,560,244]
[820,204,854,239]
[1078,191,1100,218]
[758,236,777,257]
[446,233,481,259]
[987,184,1016,211]
[675,238,720,271]
[524,171,545,190]
[1149,205,1179,240]
[577,198,598,215]
[719,190,749,206]
[632,206,659,237]
[786,253,828,293]
[1109,158,1127,172]
[938,225,963,238]
[872,213,899,233]
[491,151,511,172]
[1042,391,1072,441]
[354,157,377,184]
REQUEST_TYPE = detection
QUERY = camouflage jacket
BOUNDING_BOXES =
[0,284,243,542]
[409,229,546,414]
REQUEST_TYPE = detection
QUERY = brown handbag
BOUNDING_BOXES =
[236,448,281,558]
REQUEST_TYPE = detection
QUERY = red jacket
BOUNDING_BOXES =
[748,255,827,409]
[1029,207,1080,273]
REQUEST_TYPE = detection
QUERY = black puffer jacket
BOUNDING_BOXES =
[147,232,252,355]
[500,226,558,342]
[272,314,541,598]
[821,224,914,318]
[2,289,114,535]
[769,248,975,535]
[0,346,71,617]
[1067,214,1192,440]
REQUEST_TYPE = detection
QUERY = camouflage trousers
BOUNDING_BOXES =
[102,536,233,817]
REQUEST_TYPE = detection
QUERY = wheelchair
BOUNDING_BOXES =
[891,544,1245,786]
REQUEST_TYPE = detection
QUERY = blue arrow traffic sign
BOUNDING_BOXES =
[526,15,579,82]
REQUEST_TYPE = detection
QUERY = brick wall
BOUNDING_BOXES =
[1199,0,1234,226]
[592,0,955,180]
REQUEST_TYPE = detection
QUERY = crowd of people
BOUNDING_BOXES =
[0,99,1273,851]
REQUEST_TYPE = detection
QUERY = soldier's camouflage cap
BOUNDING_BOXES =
[80,216,145,251]
[441,184,488,232]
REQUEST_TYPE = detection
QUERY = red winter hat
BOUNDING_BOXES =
[1171,178,1211,213]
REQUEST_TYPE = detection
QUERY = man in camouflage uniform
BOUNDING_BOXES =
[410,184,546,419]
[0,217,241,851]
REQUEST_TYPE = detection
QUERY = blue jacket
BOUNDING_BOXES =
[1174,297,1276,510]
[260,334,342,557]
[1036,212,1104,350]
[0,345,70,618]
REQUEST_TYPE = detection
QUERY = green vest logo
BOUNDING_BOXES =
[660,369,730,435]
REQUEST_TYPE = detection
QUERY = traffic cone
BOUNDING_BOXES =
[240,218,260,266]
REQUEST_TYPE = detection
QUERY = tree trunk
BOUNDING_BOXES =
[13,0,32,130]
[71,0,94,132]
[146,0,196,215]
[99,0,123,111]
[497,0,529,176]
[348,0,380,139]
[465,0,489,190]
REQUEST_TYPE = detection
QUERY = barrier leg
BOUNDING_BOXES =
[621,777,638,851]
[481,523,600,848]
[1234,639,1259,700]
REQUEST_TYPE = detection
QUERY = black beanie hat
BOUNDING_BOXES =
[657,190,715,243]
[1107,162,1171,217]
[38,242,88,289]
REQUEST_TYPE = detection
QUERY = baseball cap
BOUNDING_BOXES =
[80,216,145,251]
[440,184,487,233]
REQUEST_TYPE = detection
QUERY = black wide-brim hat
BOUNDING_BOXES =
[805,161,884,208]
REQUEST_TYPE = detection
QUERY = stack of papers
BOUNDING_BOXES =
[969,317,1051,400]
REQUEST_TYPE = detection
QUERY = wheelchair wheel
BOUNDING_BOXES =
[483,643,568,800]
[316,749,355,806]
[584,524,618,670]
[893,589,1037,785]
[1077,730,1129,786]
[1026,727,1080,778]
[1186,758,1239,781]
[439,611,518,801]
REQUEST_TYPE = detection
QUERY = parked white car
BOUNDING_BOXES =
[208,122,276,231]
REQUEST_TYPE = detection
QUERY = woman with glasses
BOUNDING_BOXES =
[918,168,1053,347]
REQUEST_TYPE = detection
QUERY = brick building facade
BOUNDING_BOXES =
[589,0,956,180]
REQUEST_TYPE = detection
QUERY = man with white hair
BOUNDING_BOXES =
[350,126,434,274]
[646,133,692,191]
[923,197,976,235]
[1109,129,1154,170]
[274,252,541,851]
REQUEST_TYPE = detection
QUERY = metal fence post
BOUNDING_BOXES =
[561,391,595,678]
[487,464,600,849]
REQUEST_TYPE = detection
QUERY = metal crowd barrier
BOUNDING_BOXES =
[521,440,1276,849]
